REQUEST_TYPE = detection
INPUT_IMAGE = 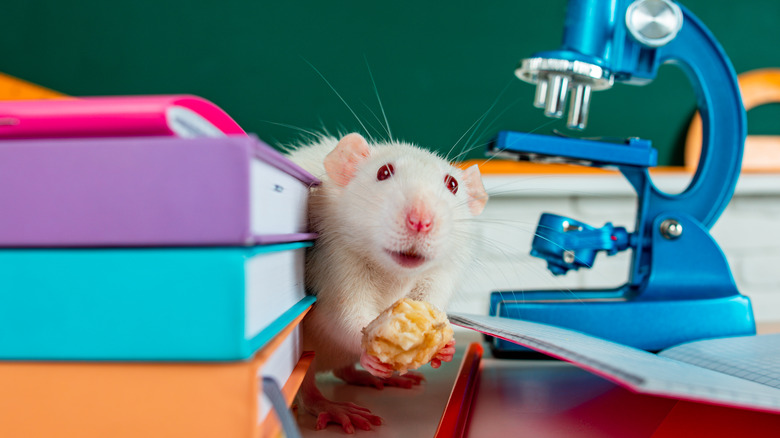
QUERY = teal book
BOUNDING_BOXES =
[0,242,314,361]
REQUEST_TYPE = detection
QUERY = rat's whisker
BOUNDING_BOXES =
[453,96,526,162]
[357,102,386,141]
[445,79,514,162]
[465,234,587,305]
[454,117,562,163]
[259,120,321,138]
[446,103,494,162]
[475,118,564,166]
[450,139,496,163]
[302,57,375,143]
[455,79,515,160]
[364,56,393,141]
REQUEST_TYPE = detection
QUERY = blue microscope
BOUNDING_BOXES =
[489,0,756,353]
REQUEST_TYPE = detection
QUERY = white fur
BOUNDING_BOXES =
[286,135,485,372]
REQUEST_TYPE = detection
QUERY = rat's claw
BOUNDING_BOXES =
[432,339,456,366]
[349,413,375,431]
[301,368,384,433]
[343,401,373,412]
[313,401,383,433]
[334,364,386,389]
[335,364,424,390]
[381,370,425,388]
[360,351,394,378]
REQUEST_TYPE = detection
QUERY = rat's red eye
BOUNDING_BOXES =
[444,174,458,194]
[377,163,394,181]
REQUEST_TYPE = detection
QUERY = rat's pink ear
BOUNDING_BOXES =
[463,164,488,216]
[324,133,371,187]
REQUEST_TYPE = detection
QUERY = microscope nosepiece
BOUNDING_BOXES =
[568,83,592,130]
[544,74,570,118]
[515,57,612,130]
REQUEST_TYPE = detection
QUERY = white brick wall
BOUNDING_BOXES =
[450,172,780,323]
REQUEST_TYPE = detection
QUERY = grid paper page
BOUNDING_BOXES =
[449,313,780,413]
[660,333,780,389]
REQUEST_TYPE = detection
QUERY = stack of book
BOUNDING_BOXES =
[0,95,319,437]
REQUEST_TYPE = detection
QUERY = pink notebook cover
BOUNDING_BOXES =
[0,95,245,138]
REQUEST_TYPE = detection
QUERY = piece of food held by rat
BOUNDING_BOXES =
[361,298,454,375]
[286,133,487,433]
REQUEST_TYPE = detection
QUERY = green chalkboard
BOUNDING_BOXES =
[3,0,779,165]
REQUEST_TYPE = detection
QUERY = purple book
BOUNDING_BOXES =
[0,135,319,247]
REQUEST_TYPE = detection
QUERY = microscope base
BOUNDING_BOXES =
[488,291,756,354]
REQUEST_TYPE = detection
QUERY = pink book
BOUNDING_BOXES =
[0,95,245,138]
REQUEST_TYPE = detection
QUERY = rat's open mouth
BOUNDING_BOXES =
[386,249,427,269]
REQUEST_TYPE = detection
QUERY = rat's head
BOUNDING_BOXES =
[323,133,488,274]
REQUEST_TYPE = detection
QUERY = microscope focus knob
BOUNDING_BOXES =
[626,0,683,48]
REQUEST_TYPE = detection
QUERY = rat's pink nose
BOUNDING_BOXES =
[406,205,434,234]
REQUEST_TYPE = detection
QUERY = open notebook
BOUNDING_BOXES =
[448,312,780,413]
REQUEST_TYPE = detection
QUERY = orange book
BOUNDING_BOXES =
[0,309,312,438]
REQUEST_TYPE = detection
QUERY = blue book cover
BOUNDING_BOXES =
[0,242,314,361]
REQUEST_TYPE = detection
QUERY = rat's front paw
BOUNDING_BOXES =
[430,339,456,369]
[335,363,424,390]
[361,298,454,374]
[359,351,393,379]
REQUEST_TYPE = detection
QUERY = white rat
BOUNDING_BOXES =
[286,133,488,433]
